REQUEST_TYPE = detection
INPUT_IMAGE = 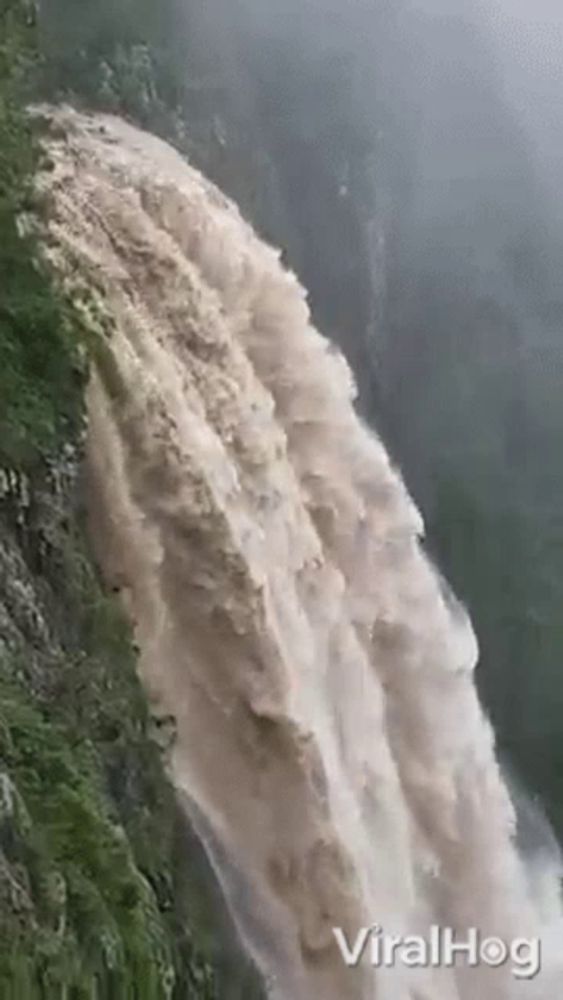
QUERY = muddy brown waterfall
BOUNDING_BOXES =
[37,107,562,1000]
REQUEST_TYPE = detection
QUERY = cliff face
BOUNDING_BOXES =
[1,459,202,996]
[0,5,263,996]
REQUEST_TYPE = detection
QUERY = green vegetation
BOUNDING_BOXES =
[0,4,261,996]
[0,507,220,998]
[0,0,85,469]
[0,536,225,999]
[0,682,174,998]
[38,0,195,151]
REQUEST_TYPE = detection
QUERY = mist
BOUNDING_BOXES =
[184,0,563,842]
[479,0,563,227]
[380,0,563,842]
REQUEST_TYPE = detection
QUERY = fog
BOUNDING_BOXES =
[197,0,563,840]
[475,2,563,217]
[374,0,563,839]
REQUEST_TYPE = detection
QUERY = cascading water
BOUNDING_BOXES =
[36,106,562,1000]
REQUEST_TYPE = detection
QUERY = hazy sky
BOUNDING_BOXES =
[484,0,563,84]
[475,0,563,222]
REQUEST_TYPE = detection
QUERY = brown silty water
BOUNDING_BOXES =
[36,105,562,1000]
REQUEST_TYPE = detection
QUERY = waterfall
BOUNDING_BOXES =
[36,105,562,1000]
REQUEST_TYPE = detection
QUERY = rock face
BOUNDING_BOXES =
[0,7,264,994]
[0,446,254,998]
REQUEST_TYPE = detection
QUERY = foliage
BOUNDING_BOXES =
[0,0,86,469]
[0,4,260,996]
[38,0,192,140]
[0,677,175,999]
[0,490,223,998]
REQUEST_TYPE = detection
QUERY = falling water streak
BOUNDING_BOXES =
[35,105,562,1000]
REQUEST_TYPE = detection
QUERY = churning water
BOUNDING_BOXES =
[37,106,562,1000]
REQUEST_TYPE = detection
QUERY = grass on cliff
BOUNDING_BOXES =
[0,4,253,998]
[0,678,174,999]
[0,522,219,998]
[0,1,87,470]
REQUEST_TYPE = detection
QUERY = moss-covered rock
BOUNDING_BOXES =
[0,4,263,996]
